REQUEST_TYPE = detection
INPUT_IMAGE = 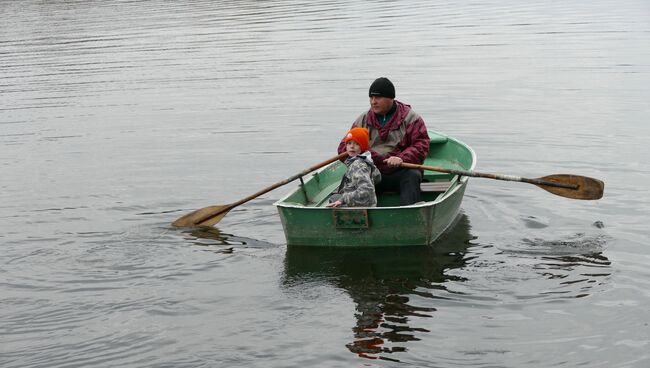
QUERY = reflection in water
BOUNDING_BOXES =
[181,226,275,253]
[283,214,474,362]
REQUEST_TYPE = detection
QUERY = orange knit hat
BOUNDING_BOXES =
[344,127,370,152]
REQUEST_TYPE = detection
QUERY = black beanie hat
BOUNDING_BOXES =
[369,77,395,98]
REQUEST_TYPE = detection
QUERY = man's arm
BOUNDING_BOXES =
[396,117,430,164]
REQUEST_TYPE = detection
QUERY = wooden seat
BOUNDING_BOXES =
[420,181,452,193]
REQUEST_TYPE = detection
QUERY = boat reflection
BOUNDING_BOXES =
[282,213,474,362]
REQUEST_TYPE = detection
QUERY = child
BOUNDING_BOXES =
[327,127,381,208]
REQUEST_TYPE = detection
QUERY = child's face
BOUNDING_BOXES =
[346,140,361,157]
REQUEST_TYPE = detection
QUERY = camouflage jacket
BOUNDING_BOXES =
[335,152,381,207]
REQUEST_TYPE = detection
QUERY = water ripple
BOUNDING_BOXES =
[1,0,648,367]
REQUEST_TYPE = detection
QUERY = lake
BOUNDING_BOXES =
[1,1,649,367]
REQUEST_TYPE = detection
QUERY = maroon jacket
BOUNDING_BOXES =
[338,100,430,174]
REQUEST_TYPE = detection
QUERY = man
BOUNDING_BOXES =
[337,77,430,205]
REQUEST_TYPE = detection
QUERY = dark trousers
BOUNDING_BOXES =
[376,168,422,205]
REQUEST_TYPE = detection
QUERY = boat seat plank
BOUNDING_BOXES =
[420,181,452,193]
[428,132,449,146]
[303,181,341,207]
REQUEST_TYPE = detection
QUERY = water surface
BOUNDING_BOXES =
[2,1,649,367]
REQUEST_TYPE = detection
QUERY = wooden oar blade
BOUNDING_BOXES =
[537,174,604,200]
[172,205,231,227]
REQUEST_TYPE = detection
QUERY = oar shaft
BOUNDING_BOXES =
[401,163,578,189]
[229,152,348,208]
[195,152,348,224]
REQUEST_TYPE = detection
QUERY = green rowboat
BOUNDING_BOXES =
[274,131,476,247]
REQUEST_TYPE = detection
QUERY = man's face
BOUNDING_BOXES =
[369,96,393,115]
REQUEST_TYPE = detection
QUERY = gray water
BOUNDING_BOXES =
[2,1,649,367]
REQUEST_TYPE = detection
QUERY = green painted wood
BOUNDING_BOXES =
[274,131,476,247]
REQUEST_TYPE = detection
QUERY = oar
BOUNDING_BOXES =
[172,152,349,228]
[401,162,604,200]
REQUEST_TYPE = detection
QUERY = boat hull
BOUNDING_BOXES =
[275,131,475,247]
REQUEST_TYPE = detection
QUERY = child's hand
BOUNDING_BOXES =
[326,200,343,208]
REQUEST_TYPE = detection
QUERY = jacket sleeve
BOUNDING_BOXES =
[336,135,348,155]
[337,121,358,156]
[396,117,430,164]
